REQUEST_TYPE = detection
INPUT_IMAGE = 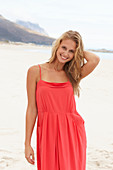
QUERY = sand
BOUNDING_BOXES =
[0,43,113,170]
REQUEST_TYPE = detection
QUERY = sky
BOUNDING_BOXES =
[0,0,113,49]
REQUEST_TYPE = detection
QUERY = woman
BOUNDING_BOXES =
[25,30,100,170]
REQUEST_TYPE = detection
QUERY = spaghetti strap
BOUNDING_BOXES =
[38,64,41,80]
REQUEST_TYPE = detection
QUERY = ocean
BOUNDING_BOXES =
[24,47,113,60]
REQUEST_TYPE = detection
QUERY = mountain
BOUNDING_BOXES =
[16,20,48,36]
[0,15,55,45]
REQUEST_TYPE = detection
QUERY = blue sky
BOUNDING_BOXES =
[0,0,113,49]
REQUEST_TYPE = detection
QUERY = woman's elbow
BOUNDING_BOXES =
[93,55,100,66]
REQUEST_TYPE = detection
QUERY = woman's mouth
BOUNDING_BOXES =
[60,54,68,60]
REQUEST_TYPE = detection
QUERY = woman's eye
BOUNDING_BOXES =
[62,46,66,49]
[70,50,74,53]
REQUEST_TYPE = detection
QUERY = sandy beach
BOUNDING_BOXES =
[0,43,113,170]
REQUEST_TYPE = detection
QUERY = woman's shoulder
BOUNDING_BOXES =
[38,62,50,71]
[27,64,39,72]
[27,64,41,83]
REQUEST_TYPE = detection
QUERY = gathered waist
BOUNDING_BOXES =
[37,111,85,126]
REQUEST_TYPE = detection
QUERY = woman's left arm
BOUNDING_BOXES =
[80,51,100,79]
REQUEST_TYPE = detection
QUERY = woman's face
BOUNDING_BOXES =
[56,39,76,63]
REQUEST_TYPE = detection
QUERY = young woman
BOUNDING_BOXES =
[25,30,100,170]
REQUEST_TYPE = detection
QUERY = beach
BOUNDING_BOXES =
[0,43,113,170]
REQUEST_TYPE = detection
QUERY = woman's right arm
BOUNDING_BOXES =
[24,66,39,165]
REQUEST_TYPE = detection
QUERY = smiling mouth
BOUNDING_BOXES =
[60,54,68,60]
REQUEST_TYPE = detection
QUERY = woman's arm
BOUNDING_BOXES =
[25,66,38,165]
[80,51,100,79]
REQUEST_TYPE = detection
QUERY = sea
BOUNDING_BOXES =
[24,47,113,60]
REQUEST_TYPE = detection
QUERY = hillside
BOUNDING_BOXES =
[0,15,55,45]
[16,20,48,36]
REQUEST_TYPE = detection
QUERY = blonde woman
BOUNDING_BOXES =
[25,30,100,170]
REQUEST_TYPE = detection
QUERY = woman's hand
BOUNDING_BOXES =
[25,144,35,165]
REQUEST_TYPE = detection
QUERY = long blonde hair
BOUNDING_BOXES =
[48,30,85,97]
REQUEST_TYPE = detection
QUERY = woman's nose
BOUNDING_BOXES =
[64,50,69,56]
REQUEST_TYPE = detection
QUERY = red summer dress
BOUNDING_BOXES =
[36,64,87,170]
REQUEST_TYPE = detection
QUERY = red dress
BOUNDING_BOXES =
[36,64,87,170]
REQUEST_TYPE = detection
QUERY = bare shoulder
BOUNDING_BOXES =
[27,64,40,83]
[27,62,48,82]
[40,62,49,69]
